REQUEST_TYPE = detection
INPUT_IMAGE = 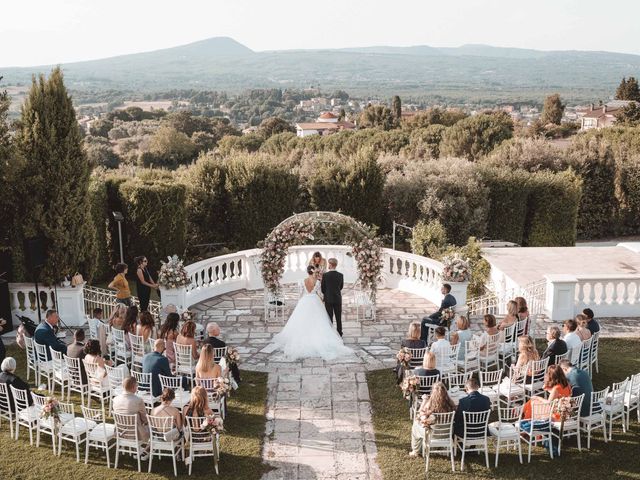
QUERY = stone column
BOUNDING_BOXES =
[544,274,577,321]
[56,283,87,327]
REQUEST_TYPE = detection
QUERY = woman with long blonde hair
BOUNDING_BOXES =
[182,385,213,418]
[497,300,518,331]
[515,335,539,368]
[195,344,222,379]
[409,381,456,457]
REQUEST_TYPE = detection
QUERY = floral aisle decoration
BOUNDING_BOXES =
[41,396,61,432]
[226,347,241,367]
[400,375,419,400]
[158,255,191,289]
[203,415,225,434]
[347,234,384,304]
[212,377,231,399]
[181,310,195,322]
[441,253,471,283]
[441,306,456,329]
[396,347,412,369]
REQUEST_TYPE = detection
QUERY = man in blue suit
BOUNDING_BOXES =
[453,377,491,438]
[33,309,67,360]
[421,283,457,340]
[142,339,174,397]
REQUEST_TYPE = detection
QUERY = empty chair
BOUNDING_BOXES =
[552,394,584,455]
[111,329,130,367]
[603,378,628,440]
[24,336,38,382]
[457,340,480,375]
[211,347,228,365]
[175,344,197,389]
[423,411,456,474]
[478,332,500,371]
[454,409,491,470]
[58,401,94,462]
[184,416,220,475]
[580,387,609,449]
[82,406,116,467]
[64,355,88,407]
[50,349,70,400]
[520,400,555,462]
[34,342,54,392]
[497,324,517,370]
[406,347,427,370]
[522,358,549,399]
[105,364,126,414]
[114,412,146,472]
[623,372,640,429]
[499,365,526,408]
[129,334,147,373]
[148,415,184,476]
[132,371,160,413]
[489,403,523,467]
[11,385,38,444]
[479,370,503,407]
[589,331,601,375]
[33,393,62,454]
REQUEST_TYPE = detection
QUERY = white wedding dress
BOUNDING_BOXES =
[271,280,352,360]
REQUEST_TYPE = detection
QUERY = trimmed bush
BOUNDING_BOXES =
[478,166,531,244]
[523,170,582,246]
[410,220,447,258]
[483,137,567,172]
[88,179,110,280]
[440,112,513,161]
[617,155,640,235]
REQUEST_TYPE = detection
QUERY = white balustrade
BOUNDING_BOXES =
[8,283,86,327]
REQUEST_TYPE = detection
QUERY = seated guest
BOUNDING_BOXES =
[562,318,583,354]
[450,316,473,361]
[142,339,174,397]
[122,306,139,337]
[395,322,427,384]
[478,314,499,352]
[559,359,593,417]
[108,304,127,330]
[421,284,456,338]
[112,376,150,456]
[84,339,129,388]
[413,351,440,379]
[513,336,540,383]
[522,364,572,420]
[453,377,491,438]
[575,314,592,341]
[497,300,518,332]
[176,320,199,360]
[195,344,222,380]
[429,327,452,371]
[137,311,156,353]
[34,309,67,359]
[541,326,568,366]
[0,357,33,412]
[90,307,109,354]
[515,296,530,334]
[159,312,180,367]
[583,308,600,335]
[204,322,226,351]
[151,388,184,434]
[182,385,213,419]
[67,329,87,384]
[409,381,456,457]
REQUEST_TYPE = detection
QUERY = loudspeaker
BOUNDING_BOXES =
[0,280,11,335]
[24,236,47,272]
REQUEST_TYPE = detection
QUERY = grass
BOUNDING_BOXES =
[367,338,640,480]
[0,345,271,480]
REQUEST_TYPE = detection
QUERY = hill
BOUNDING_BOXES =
[2,37,639,103]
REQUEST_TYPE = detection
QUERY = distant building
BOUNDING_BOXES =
[295,112,356,137]
[579,101,632,130]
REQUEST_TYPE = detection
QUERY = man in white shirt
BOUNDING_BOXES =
[429,327,453,371]
[562,318,583,361]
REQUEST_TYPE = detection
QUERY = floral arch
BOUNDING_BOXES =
[260,211,384,302]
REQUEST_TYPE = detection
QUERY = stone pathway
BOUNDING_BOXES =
[188,285,639,479]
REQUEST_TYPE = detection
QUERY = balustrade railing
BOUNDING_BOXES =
[466,278,547,317]
[83,285,162,325]
[8,283,57,321]
[574,275,640,315]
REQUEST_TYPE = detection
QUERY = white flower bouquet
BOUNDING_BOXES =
[441,254,471,282]
[158,255,191,289]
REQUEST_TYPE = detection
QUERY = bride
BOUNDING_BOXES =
[271,265,351,360]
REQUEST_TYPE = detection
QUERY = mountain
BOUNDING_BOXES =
[2,37,639,103]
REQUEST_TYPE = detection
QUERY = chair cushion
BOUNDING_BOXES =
[580,414,604,423]
[88,422,116,441]
[488,421,518,437]
[60,418,97,435]
[18,405,40,422]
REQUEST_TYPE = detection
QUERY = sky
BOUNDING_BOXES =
[1,0,639,67]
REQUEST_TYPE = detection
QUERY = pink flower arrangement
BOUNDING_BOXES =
[441,254,470,282]
[202,415,225,434]
[400,375,419,400]
[159,255,191,289]
[396,347,412,368]
[41,396,61,427]
[225,347,240,366]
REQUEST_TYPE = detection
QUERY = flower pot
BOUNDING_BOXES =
[447,281,469,309]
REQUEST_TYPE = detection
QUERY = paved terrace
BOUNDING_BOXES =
[189,286,639,480]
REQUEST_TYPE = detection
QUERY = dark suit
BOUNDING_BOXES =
[541,339,568,366]
[0,371,33,413]
[34,321,67,360]
[454,390,491,438]
[66,341,87,384]
[421,293,457,339]
[142,351,173,397]
[204,336,226,359]
[321,270,344,336]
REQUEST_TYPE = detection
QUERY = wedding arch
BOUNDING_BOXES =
[260,211,384,302]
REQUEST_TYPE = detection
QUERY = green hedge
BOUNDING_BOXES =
[118,179,187,269]
[478,166,531,244]
[88,179,110,280]
[523,170,582,246]
[617,155,640,235]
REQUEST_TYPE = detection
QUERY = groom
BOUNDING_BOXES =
[321,258,344,337]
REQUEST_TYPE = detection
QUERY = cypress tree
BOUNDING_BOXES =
[392,95,402,120]
[12,67,97,284]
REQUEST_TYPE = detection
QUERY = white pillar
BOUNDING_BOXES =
[544,274,578,321]
[159,286,187,312]
[448,281,468,310]
[56,284,87,327]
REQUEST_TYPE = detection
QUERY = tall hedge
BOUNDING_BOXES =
[523,170,582,246]
[478,166,531,244]
[117,179,187,269]
[617,155,640,235]
[88,178,110,280]
[568,136,618,239]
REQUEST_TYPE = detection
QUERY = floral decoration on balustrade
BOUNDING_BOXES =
[203,415,225,434]
[41,396,61,429]
[181,310,195,322]
[260,211,383,303]
[441,253,471,282]
[400,375,419,400]
[226,346,241,367]
[158,255,191,289]
[396,347,412,368]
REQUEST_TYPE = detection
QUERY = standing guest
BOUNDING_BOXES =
[159,312,180,367]
[0,357,33,412]
[453,377,491,438]
[583,308,600,335]
[137,311,156,353]
[34,309,67,360]
[67,329,87,384]
[308,251,327,275]
[559,359,593,417]
[90,308,109,354]
[151,388,184,434]
[176,320,199,360]
[421,284,456,336]
[575,314,592,341]
[134,256,158,312]
[562,319,583,354]
[182,385,213,418]
[429,327,452,371]
[112,376,150,458]
[413,351,440,379]
[142,339,173,397]
[450,316,473,361]
[497,300,518,332]
[195,344,222,380]
[541,326,568,366]
[409,381,456,457]
[108,263,132,307]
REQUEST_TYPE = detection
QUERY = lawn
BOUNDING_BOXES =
[367,338,640,480]
[0,344,271,480]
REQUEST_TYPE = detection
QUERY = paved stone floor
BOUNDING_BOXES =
[190,285,639,480]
